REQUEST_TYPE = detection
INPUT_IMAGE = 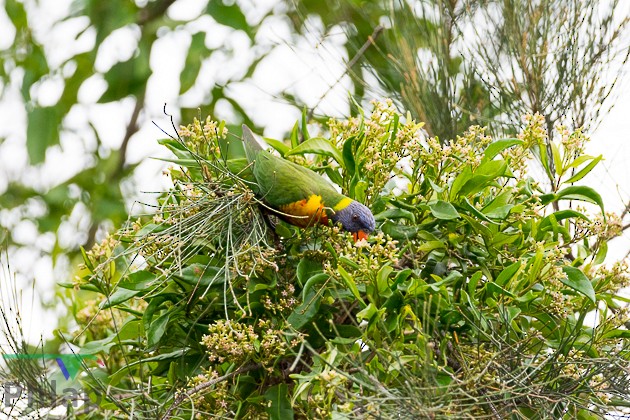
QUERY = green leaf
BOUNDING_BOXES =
[80,246,94,271]
[297,258,322,285]
[381,221,418,240]
[100,43,151,102]
[288,290,321,329]
[284,137,343,165]
[601,329,630,340]
[5,0,27,31]
[476,159,508,177]
[483,204,513,220]
[118,270,156,291]
[99,288,140,309]
[302,273,329,299]
[430,201,461,220]
[456,160,508,197]
[460,198,497,224]
[354,180,368,203]
[334,324,363,339]
[264,137,290,156]
[27,106,61,164]
[449,166,472,200]
[301,108,310,141]
[468,271,482,296]
[376,264,393,295]
[21,42,49,101]
[290,121,299,148]
[538,141,553,181]
[491,232,519,247]
[147,312,170,347]
[483,138,523,161]
[593,242,607,265]
[427,177,445,193]
[356,302,378,322]
[551,142,562,176]
[325,167,343,187]
[176,264,224,288]
[563,155,602,184]
[109,349,187,387]
[117,319,144,341]
[207,1,252,36]
[80,336,117,355]
[495,261,522,287]
[566,154,596,170]
[338,266,364,304]
[541,186,604,213]
[485,282,514,298]
[264,384,294,420]
[539,210,590,233]
[482,191,513,213]
[180,32,211,94]
[343,136,356,177]
[383,290,404,312]
[417,241,446,252]
[561,266,596,304]
[458,174,497,197]
[374,207,416,223]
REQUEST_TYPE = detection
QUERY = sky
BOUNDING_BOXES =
[0,0,629,343]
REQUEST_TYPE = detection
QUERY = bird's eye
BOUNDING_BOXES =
[352,214,359,221]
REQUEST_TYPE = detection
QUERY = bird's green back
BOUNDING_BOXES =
[253,151,345,208]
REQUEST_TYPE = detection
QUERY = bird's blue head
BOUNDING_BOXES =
[331,200,376,241]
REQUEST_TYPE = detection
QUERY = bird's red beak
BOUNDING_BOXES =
[352,230,369,242]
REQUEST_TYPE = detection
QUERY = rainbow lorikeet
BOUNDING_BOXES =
[242,125,375,241]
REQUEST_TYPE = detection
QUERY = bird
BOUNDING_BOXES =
[241,125,375,241]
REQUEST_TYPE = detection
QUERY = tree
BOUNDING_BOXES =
[3,102,628,418]
[288,0,630,258]
[2,0,630,417]
[289,0,629,139]
[0,0,276,270]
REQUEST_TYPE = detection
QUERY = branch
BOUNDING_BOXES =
[86,0,174,248]
[137,0,177,25]
[116,89,146,176]
[620,201,630,233]
[160,363,260,419]
[85,90,145,249]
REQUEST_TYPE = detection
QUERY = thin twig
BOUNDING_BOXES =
[307,25,384,121]
[160,363,260,419]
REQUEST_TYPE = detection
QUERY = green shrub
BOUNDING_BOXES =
[45,101,630,418]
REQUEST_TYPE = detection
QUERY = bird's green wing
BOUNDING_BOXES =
[242,125,266,164]
[253,151,344,208]
[241,124,346,208]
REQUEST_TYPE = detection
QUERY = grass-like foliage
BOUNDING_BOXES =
[4,101,630,418]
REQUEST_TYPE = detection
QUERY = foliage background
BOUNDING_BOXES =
[1,0,630,417]
[4,101,630,418]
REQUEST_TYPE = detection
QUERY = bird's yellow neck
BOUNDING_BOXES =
[333,197,353,212]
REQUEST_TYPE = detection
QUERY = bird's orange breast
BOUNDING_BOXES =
[279,195,329,228]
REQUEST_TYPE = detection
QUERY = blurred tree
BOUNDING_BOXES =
[0,0,275,266]
[288,0,629,149]
[470,0,630,181]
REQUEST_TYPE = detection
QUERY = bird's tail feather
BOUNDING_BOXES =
[242,125,267,164]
